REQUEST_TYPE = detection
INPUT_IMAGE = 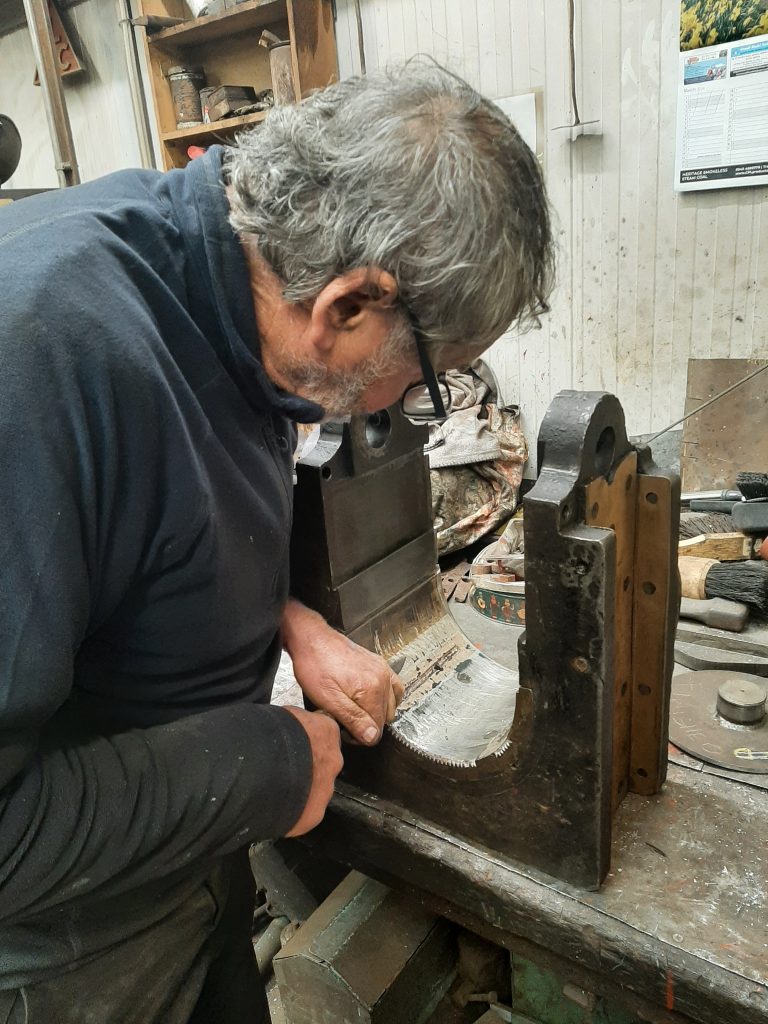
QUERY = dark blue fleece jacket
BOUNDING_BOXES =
[0,148,321,982]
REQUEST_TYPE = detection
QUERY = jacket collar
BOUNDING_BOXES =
[168,147,324,424]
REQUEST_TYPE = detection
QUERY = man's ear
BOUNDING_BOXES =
[307,268,398,352]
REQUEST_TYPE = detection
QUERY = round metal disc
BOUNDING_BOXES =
[670,670,768,774]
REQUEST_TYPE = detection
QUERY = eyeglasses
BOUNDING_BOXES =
[400,320,452,423]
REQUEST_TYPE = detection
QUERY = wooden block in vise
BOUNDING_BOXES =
[631,470,680,795]
[584,453,638,810]
[585,451,680,805]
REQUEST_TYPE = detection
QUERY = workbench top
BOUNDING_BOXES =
[300,604,767,1024]
[311,760,767,1024]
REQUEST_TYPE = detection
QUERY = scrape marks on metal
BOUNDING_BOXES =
[386,614,519,767]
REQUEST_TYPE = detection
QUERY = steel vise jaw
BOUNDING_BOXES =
[290,391,679,889]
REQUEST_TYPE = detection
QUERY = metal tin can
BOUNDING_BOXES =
[199,86,217,124]
[469,582,526,624]
[167,66,206,128]
[266,42,296,105]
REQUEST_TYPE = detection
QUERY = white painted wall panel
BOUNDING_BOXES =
[0,26,56,186]
[336,0,768,463]
[2,0,766,456]
[1,0,142,188]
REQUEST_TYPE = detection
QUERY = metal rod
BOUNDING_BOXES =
[117,0,154,168]
[567,0,581,126]
[253,916,289,977]
[22,0,80,187]
[648,361,768,445]
[353,0,366,75]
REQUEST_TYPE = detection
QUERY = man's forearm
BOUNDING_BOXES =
[281,597,332,658]
[0,703,311,925]
[279,598,403,744]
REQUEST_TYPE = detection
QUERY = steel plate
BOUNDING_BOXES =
[670,669,768,773]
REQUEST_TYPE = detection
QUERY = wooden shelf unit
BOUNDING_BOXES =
[160,108,269,144]
[148,0,286,47]
[137,0,338,169]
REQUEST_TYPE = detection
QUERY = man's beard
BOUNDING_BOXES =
[271,315,413,420]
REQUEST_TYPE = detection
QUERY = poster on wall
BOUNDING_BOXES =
[676,0,768,191]
[680,0,768,51]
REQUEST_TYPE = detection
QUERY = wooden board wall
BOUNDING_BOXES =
[334,0,768,470]
[0,0,144,186]
[3,0,766,439]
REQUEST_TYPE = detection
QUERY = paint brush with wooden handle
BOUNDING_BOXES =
[679,556,768,613]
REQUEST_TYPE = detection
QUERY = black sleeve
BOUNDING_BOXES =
[0,302,312,926]
[0,705,312,923]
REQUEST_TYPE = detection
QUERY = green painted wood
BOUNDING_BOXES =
[513,956,641,1024]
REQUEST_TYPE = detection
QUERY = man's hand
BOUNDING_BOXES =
[281,599,405,745]
[282,706,343,836]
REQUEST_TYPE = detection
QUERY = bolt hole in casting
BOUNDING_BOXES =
[594,425,615,477]
[365,410,391,449]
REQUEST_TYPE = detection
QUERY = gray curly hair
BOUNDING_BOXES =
[225,60,553,359]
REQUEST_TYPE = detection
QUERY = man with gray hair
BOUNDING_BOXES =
[0,62,551,1022]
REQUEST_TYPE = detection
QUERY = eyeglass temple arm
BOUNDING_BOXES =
[414,334,447,420]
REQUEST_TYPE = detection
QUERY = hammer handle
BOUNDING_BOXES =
[679,596,749,632]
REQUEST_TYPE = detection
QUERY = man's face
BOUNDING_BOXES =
[266,311,422,420]
[245,252,459,421]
